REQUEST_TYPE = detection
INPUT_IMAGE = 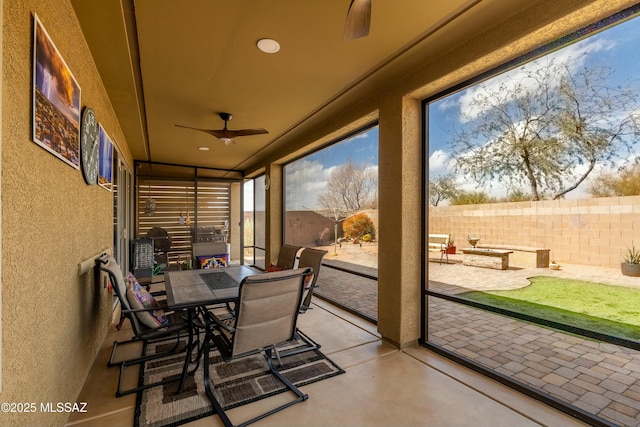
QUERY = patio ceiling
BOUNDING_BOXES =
[71,0,535,175]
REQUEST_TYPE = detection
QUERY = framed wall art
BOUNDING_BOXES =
[32,14,81,169]
[98,124,113,191]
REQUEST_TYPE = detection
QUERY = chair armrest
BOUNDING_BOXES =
[121,305,182,318]
[206,310,235,333]
[122,306,171,315]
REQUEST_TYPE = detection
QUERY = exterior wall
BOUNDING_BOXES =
[285,210,339,247]
[1,1,132,425]
[429,196,640,269]
[284,209,378,248]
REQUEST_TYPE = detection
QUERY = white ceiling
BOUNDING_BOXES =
[71,0,537,175]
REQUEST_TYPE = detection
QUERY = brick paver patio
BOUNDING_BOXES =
[429,297,640,427]
[314,255,640,426]
[314,259,378,321]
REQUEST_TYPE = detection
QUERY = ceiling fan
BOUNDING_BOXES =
[344,0,372,41]
[175,112,268,146]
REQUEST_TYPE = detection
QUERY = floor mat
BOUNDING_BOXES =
[134,333,344,427]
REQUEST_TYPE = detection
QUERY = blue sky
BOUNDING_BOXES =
[245,126,379,210]
[304,126,379,168]
[284,127,379,210]
[428,13,640,199]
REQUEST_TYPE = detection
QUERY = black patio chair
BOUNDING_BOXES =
[278,247,328,356]
[297,247,328,313]
[96,254,199,396]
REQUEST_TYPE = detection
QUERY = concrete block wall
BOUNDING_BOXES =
[428,196,640,269]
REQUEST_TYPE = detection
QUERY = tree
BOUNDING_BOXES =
[318,159,377,211]
[588,163,640,197]
[310,160,377,255]
[429,174,459,206]
[451,59,640,201]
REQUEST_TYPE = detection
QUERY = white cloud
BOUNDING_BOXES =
[349,132,369,140]
[437,96,458,112]
[428,150,453,176]
[365,164,378,175]
[285,159,332,210]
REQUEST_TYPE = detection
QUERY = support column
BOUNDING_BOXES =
[265,164,283,266]
[377,96,422,348]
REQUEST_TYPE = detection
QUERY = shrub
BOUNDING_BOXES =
[343,213,375,240]
[624,244,640,265]
[449,190,496,205]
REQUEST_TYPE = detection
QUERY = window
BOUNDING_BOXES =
[424,9,640,427]
[252,175,266,269]
[283,125,379,321]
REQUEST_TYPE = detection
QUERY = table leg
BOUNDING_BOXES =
[177,308,197,393]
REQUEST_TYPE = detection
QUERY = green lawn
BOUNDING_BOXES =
[459,276,640,341]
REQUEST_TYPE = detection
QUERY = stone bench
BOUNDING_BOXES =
[461,248,513,270]
[476,244,550,268]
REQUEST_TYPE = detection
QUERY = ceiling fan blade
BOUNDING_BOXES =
[175,124,220,138]
[344,0,371,41]
[208,128,268,139]
[229,128,269,137]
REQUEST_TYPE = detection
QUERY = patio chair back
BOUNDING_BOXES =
[207,267,312,427]
[231,267,311,357]
[276,244,302,269]
[297,248,328,312]
[98,254,145,335]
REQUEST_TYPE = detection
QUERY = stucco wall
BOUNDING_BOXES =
[1,1,131,425]
[283,209,378,248]
[429,196,640,269]
[285,211,340,246]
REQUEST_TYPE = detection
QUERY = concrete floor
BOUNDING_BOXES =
[66,299,586,427]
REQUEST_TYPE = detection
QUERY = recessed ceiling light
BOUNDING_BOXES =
[257,38,280,53]
[198,146,210,151]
